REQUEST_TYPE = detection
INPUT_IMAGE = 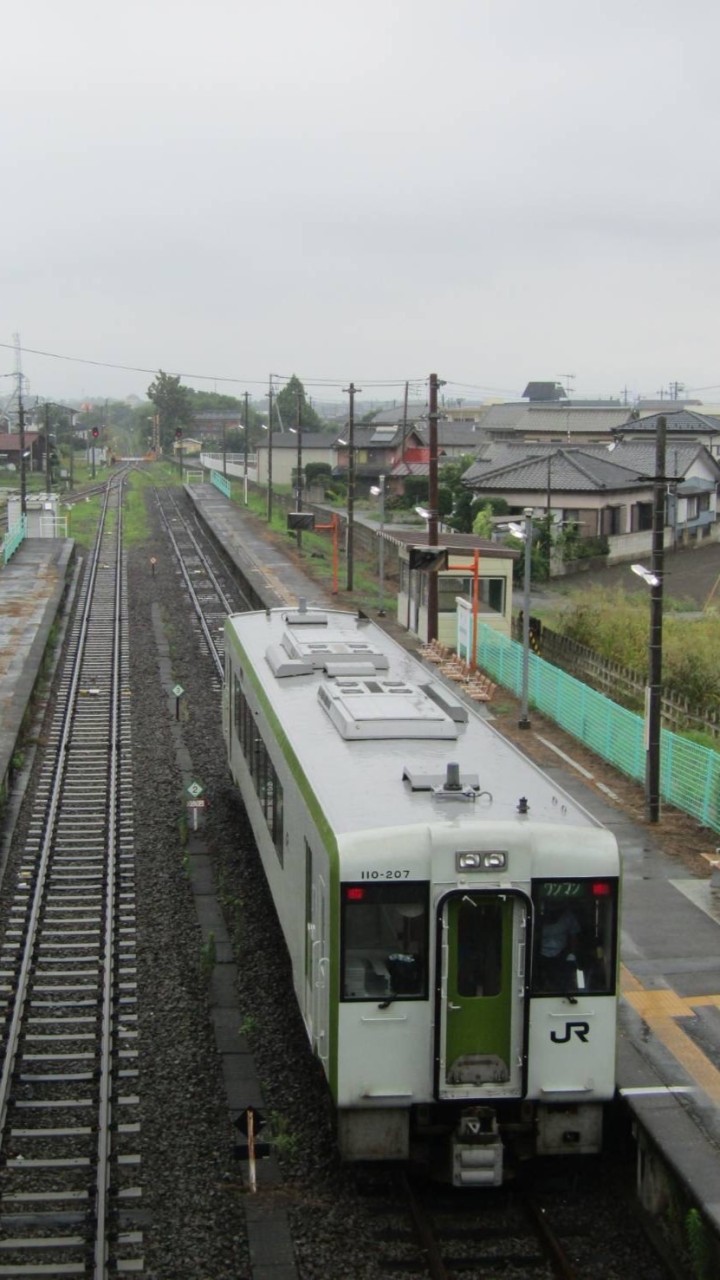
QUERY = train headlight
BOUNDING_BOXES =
[456,851,507,872]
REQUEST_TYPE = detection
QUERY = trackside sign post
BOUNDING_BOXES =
[185,780,205,830]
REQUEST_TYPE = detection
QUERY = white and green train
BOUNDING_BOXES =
[222,604,620,1186]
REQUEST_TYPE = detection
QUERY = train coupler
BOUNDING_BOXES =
[451,1107,503,1187]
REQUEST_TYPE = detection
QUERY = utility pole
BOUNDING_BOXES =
[266,379,274,523]
[44,403,52,492]
[243,391,249,501]
[427,372,442,642]
[222,421,227,477]
[14,333,27,517]
[344,381,360,589]
[294,388,303,551]
[646,414,667,823]
[68,411,75,490]
[399,380,409,468]
[18,386,27,518]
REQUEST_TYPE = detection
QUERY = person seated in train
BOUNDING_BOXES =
[538,903,581,991]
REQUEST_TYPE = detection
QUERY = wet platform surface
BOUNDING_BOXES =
[0,538,74,795]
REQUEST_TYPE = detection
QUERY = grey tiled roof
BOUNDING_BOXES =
[462,444,702,494]
[368,403,428,426]
[416,423,490,448]
[462,440,717,489]
[622,409,720,434]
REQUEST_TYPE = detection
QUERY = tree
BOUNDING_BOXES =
[274,375,323,432]
[472,503,495,538]
[438,455,478,532]
[147,371,194,450]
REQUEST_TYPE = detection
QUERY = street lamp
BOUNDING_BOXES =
[266,379,274,523]
[370,476,386,616]
[18,389,27,517]
[344,382,360,590]
[291,388,304,550]
[509,508,534,729]
[243,392,250,504]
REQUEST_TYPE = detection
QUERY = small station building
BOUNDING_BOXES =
[384,531,518,647]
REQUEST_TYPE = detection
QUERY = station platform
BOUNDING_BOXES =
[0,538,75,804]
[186,481,720,1238]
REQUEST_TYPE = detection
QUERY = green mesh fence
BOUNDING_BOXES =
[473,624,720,833]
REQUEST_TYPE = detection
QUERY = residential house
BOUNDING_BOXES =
[462,440,720,565]
[192,411,245,442]
[611,409,720,458]
[0,432,42,471]
[255,432,336,488]
[333,422,429,494]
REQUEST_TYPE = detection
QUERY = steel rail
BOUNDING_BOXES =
[93,483,125,1277]
[163,488,235,615]
[0,474,136,1277]
[0,481,115,1140]
[154,489,225,680]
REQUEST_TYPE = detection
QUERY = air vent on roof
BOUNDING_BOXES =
[421,681,469,723]
[265,644,314,678]
[318,679,458,741]
[282,630,389,670]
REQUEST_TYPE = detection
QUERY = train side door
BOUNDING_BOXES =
[305,841,329,1064]
[304,842,315,1041]
[313,873,329,1065]
[437,891,527,1099]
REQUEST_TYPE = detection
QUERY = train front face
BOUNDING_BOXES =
[336,824,620,1186]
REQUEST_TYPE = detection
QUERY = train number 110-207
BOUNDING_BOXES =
[360,869,411,880]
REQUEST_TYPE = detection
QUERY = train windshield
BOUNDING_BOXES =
[341,882,429,1002]
[531,878,618,997]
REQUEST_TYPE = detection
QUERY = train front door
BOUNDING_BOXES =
[437,891,527,1099]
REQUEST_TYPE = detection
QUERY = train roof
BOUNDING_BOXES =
[225,606,606,839]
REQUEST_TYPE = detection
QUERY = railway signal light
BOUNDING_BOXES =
[175,428,183,440]
[91,426,99,439]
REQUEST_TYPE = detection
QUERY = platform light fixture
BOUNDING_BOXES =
[370,475,386,616]
[509,509,534,730]
[631,563,660,588]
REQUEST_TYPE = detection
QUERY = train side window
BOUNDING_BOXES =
[341,882,429,1001]
[531,879,618,996]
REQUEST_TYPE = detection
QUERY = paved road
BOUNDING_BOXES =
[530,538,720,611]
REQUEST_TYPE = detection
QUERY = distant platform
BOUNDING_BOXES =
[0,538,75,802]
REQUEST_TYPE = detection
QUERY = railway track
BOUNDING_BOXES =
[0,474,142,1276]
[357,1169,582,1279]
[153,486,251,684]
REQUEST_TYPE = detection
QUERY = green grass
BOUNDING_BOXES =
[541,586,720,711]
[66,493,103,548]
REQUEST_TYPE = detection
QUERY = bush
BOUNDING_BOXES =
[305,462,332,485]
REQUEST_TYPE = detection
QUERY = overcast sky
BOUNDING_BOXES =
[2,0,720,411]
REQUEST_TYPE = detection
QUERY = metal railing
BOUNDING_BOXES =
[464,622,720,833]
[1,516,27,565]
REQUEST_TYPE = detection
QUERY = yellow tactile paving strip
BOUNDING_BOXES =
[621,964,720,1104]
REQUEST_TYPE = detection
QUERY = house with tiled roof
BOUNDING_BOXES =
[612,409,720,456]
[462,439,720,562]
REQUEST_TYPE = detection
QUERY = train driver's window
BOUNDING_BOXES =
[341,882,429,1001]
[531,879,618,996]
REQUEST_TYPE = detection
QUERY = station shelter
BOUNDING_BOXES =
[387,531,518,648]
[6,493,65,538]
